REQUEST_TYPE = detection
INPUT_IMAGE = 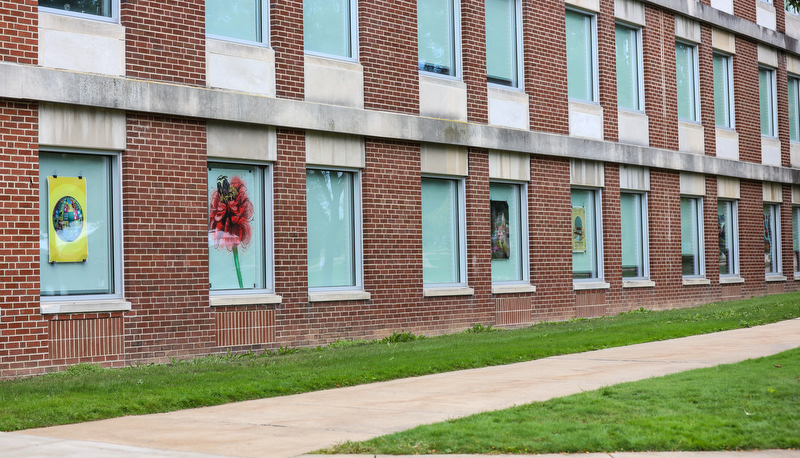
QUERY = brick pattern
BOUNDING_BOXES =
[643,7,678,151]
[461,0,488,124]
[734,38,761,164]
[733,0,757,24]
[359,0,419,114]
[463,149,493,326]
[0,0,36,65]
[494,297,532,327]
[598,0,618,142]
[271,0,305,100]
[781,185,795,284]
[122,0,205,85]
[740,180,766,296]
[699,25,716,156]
[602,164,622,307]
[524,0,568,134]
[215,308,276,347]
[122,115,213,363]
[777,52,791,168]
[48,316,124,360]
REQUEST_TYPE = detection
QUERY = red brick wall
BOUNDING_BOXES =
[464,149,493,325]
[699,25,716,156]
[645,170,683,304]
[122,115,213,363]
[642,7,678,150]
[777,52,791,167]
[603,165,622,308]
[734,38,761,164]
[0,102,43,379]
[702,176,722,299]
[122,0,206,85]
[781,185,795,287]
[598,0,618,142]
[733,0,757,24]
[271,0,305,100]
[524,1,568,134]
[461,0,488,124]
[739,180,766,296]
[0,0,37,65]
[359,0,419,114]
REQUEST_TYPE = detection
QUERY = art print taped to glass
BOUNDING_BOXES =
[491,200,510,260]
[208,166,263,290]
[572,206,586,253]
[48,176,88,263]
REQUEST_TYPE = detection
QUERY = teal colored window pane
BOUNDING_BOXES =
[680,197,700,276]
[486,0,517,86]
[490,183,523,282]
[419,0,456,75]
[718,201,734,276]
[793,207,799,272]
[713,53,731,128]
[307,170,356,288]
[208,164,265,291]
[422,178,460,284]
[207,0,261,42]
[305,0,351,57]
[39,0,111,17]
[676,43,697,121]
[566,10,594,101]
[764,205,778,274]
[760,68,776,136]
[40,153,114,296]
[615,25,640,110]
[789,78,799,142]
[620,193,644,278]
[572,189,598,279]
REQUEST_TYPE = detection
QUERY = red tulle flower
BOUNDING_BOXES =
[209,176,254,251]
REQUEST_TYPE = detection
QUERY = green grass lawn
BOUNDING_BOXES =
[1,292,799,432]
[322,348,800,454]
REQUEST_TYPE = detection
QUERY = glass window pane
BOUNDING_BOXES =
[305,0,352,57]
[486,0,517,86]
[789,78,799,142]
[307,170,356,288]
[713,54,731,128]
[572,189,598,279]
[419,0,456,75]
[615,25,640,110]
[566,10,594,102]
[676,43,697,121]
[620,193,643,278]
[793,207,799,272]
[422,178,460,284]
[39,0,112,17]
[718,201,734,275]
[490,183,523,282]
[680,197,700,276]
[764,205,778,273]
[208,164,265,291]
[207,0,261,42]
[40,153,114,296]
[760,68,775,136]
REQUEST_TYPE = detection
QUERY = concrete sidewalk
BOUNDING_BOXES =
[5,318,800,458]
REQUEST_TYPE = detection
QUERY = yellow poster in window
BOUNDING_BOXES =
[572,206,586,253]
[48,176,88,263]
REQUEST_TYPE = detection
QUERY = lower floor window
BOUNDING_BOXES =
[39,151,118,296]
[764,204,780,275]
[680,197,704,277]
[620,192,647,278]
[422,177,465,285]
[793,206,799,273]
[490,182,527,283]
[572,188,602,280]
[717,200,739,277]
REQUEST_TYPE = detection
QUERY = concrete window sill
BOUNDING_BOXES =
[766,275,787,282]
[491,284,537,295]
[622,279,656,288]
[682,277,711,286]
[210,293,282,307]
[40,299,131,315]
[309,290,371,303]
[573,281,610,291]
[719,276,745,284]
[423,287,475,297]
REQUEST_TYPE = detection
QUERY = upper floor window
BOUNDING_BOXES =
[789,76,800,142]
[713,52,734,128]
[615,23,643,111]
[787,0,800,14]
[39,0,112,18]
[206,0,265,44]
[305,0,357,58]
[676,41,700,122]
[486,0,522,88]
[566,9,597,102]
[419,0,460,76]
[760,67,778,137]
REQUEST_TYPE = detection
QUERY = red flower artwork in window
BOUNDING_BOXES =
[209,175,254,288]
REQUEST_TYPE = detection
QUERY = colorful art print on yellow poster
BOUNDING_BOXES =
[572,206,586,253]
[48,176,88,263]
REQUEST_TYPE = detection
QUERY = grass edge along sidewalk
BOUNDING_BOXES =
[2,292,800,432]
[321,348,800,455]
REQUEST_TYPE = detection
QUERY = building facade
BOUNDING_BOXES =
[1,0,799,378]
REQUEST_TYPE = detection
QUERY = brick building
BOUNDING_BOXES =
[1,0,799,378]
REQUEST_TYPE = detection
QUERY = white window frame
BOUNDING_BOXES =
[208,160,275,297]
[789,75,800,142]
[718,199,740,278]
[787,0,800,14]
[713,51,735,129]
[490,180,530,286]
[306,167,364,292]
[793,205,800,276]
[615,22,644,112]
[676,40,701,122]
[764,203,782,276]
[681,196,705,279]
[206,0,269,46]
[566,7,599,103]
[620,191,649,280]
[39,0,119,22]
[418,0,463,79]
[304,0,359,60]
[572,187,604,283]
[486,0,524,90]
[759,66,778,138]
[421,176,468,288]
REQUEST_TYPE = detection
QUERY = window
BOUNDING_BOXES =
[572,188,602,280]
[39,151,120,297]
[793,206,799,273]
[788,0,800,14]
[620,192,648,278]
[486,0,521,87]
[566,9,597,102]
[680,197,704,277]
[419,0,460,76]
[789,76,800,142]
[760,67,777,137]
[490,182,528,283]
[208,163,272,292]
[713,52,734,128]
[307,169,361,289]
[39,0,112,18]
[304,0,357,58]
[676,42,699,122]
[615,24,643,111]
[764,204,781,274]
[206,0,265,43]
[422,178,466,285]
[718,200,739,277]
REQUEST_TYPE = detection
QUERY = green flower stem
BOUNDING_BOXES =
[232,245,243,288]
